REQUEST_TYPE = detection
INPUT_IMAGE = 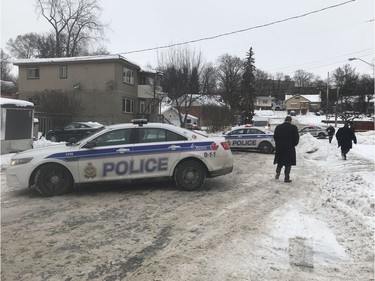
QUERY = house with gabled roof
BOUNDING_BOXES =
[161,94,230,128]
[284,94,321,115]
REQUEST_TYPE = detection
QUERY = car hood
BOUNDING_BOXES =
[11,143,78,159]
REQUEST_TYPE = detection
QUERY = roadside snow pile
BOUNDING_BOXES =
[326,172,375,217]
[33,136,62,148]
[253,110,275,117]
[297,130,374,226]
[297,134,323,159]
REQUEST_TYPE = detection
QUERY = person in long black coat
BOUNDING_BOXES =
[335,122,357,160]
[326,125,336,143]
[273,116,300,182]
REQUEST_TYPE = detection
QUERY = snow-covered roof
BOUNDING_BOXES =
[256,96,274,100]
[285,94,321,103]
[161,106,198,120]
[12,55,163,74]
[0,97,34,107]
[189,95,225,106]
[13,54,141,69]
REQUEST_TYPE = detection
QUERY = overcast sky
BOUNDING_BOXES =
[1,0,374,79]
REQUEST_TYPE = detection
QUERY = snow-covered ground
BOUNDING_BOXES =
[1,113,373,225]
[0,112,373,279]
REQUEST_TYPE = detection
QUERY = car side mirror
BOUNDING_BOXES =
[67,137,78,145]
[83,141,96,148]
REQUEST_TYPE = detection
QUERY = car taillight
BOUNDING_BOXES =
[220,141,231,150]
[210,142,219,150]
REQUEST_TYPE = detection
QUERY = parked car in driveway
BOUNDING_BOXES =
[299,125,328,138]
[223,126,275,153]
[45,122,104,142]
[6,120,233,196]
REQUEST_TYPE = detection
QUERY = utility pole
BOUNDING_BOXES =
[334,87,340,127]
[326,72,329,122]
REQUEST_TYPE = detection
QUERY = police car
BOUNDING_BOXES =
[223,126,275,153]
[299,125,328,138]
[6,120,233,196]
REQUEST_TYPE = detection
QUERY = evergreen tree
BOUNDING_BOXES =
[240,47,256,124]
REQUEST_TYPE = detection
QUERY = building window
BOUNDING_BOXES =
[60,66,67,78]
[123,67,134,85]
[122,98,134,113]
[139,100,146,113]
[27,68,39,79]
[290,102,298,108]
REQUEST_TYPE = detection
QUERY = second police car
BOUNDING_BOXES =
[298,125,328,138]
[6,120,234,196]
[223,125,275,153]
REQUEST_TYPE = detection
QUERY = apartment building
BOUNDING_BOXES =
[13,55,164,129]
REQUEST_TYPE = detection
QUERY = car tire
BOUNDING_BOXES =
[35,164,73,196]
[258,141,273,154]
[174,160,206,191]
[318,133,326,139]
[49,135,59,142]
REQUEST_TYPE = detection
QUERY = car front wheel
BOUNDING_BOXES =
[258,141,273,154]
[35,164,73,196]
[174,160,206,191]
[49,134,59,142]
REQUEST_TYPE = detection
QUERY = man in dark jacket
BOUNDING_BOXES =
[336,122,357,160]
[273,116,300,182]
[326,125,336,143]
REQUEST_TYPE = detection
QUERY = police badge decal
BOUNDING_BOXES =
[84,162,97,179]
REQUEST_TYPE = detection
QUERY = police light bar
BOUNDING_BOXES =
[132,119,148,126]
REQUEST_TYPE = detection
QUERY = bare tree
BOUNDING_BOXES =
[332,64,359,112]
[33,89,83,119]
[36,0,108,57]
[254,69,270,96]
[200,63,217,95]
[293,69,315,87]
[216,54,243,115]
[158,47,208,127]
[6,33,41,58]
[6,32,57,59]
[1,49,15,81]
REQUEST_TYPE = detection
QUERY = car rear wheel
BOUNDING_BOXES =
[258,141,273,154]
[35,164,73,196]
[318,132,326,139]
[174,160,206,191]
[49,135,59,142]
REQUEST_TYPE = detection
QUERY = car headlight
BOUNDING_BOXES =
[11,157,33,166]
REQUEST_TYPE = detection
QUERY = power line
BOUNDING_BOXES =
[268,48,374,73]
[118,0,356,55]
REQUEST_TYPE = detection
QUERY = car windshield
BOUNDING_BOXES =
[186,128,208,138]
[66,126,106,146]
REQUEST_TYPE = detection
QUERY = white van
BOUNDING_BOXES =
[252,117,270,129]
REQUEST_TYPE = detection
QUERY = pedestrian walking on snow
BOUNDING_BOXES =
[336,122,357,160]
[273,116,300,183]
[326,125,335,143]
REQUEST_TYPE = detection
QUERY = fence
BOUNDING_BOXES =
[34,112,72,136]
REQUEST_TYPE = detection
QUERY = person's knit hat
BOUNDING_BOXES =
[285,116,292,122]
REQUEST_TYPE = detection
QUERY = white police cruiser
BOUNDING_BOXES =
[299,125,328,138]
[223,125,275,153]
[6,120,233,196]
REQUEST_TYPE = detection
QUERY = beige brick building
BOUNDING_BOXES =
[14,55,164,131]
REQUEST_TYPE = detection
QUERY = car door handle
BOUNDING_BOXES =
[116,148,130,153]
[168,145,181,150]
